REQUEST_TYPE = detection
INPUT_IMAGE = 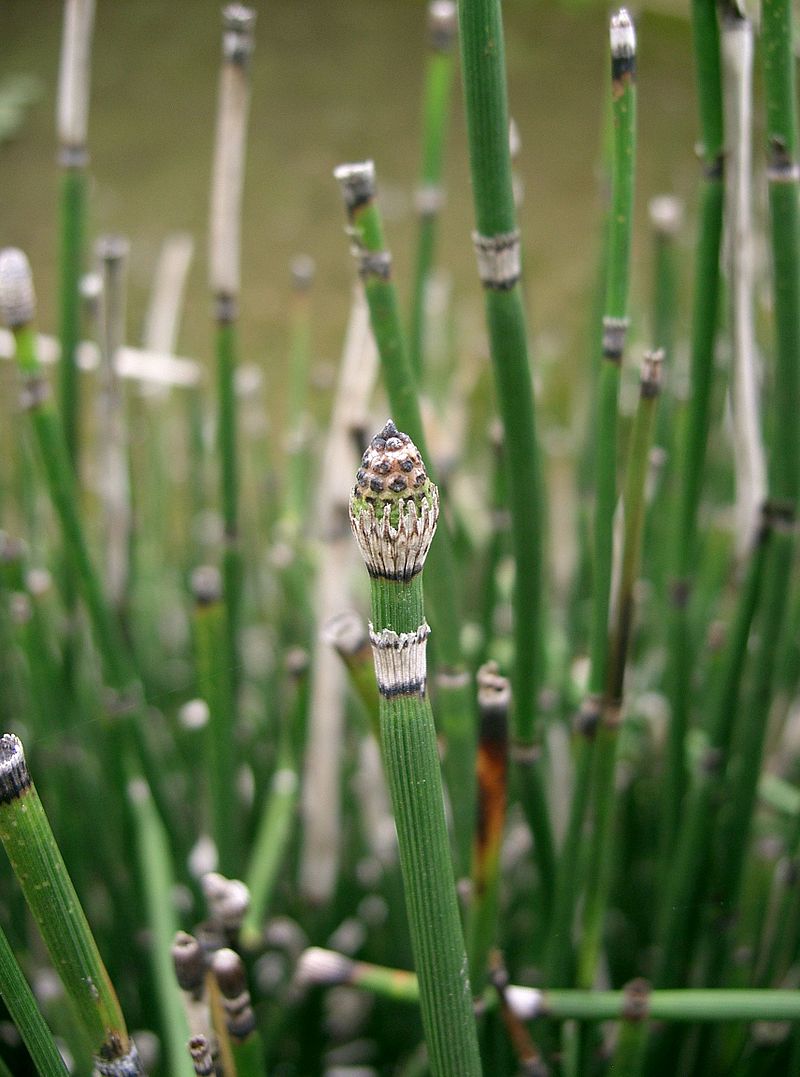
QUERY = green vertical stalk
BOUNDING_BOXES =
[547,10,637,989]
[58,166,86,469]
[191,566,237,875]
[467,662,510,990]
[209,6,256,717]
[284,255,315,529]
[0,735,139,1073]
[651,517,771,991]
[586,7,637,735]
[350,423,481,1077]
[56,0,94,468]
[456,0,554,912]
[241,661,303,949]
[335,163,475,881]
[659,0,725,865]
[0,922,69,1077]
[698,0,800,990]
[578,352,660,990]
[126,775,194,1077]
[408,0,458,378]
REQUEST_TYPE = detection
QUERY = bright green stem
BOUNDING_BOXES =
[709,532,795,970]
[58,166,86,470]
[660,0,725,865]
[0,922,69,1076]
[544,731,595,987]
[14,327,135,694]
[193,588,237,875]
[338,960,800,1023]
[127,773,193,1077]
[216,317,242,704]
[588,19,637,703]
[242,717,299,949]
[702,0,800,980]
[457,0,553,905]
[437,673,476,881]
[0,737,131,1065]
[370,574,481,1077]
[409,42,456,377]
[579,372,659,989]
[653,523,771,990]
[587,361,622,696]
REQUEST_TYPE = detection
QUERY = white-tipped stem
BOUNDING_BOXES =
[57,0,95,160]
[610,8,636,59]
[299,286,378,904]
[143,232,194,358]
[721,4,767,556]
[0,248,36,329]
[333,161,376,211]
[428,0,457,51]
[294,947,355,989]
[95,235,132,613]
[504,985,545,1022]
[209,6,256,302]
[648,194,684,237]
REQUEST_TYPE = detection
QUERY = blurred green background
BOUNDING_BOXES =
[2,0,695,429]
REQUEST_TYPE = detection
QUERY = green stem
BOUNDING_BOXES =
[58,166,86,471]
[456,0,554,912]
[408,0,457,378]
[0,922,69,1076]
[350,424,481,1077]
[0,735,137,1070]
[659,0,725,866]
[578,353,660,990]
[126,773,193,1077]
[191,566,237,875]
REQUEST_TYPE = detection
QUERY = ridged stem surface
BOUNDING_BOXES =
[457,0,553,907]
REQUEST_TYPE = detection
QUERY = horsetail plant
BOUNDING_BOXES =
[578,351,662,990]
[95,234,133,620]
[56,0,94,470]
[187,1034,214,1077]
[659,0,725,867]
[546,9,638,990]
[191,564,237,874]
[456,0,553,904]
[0,735,141,1074]
[127,776,194,1077]
[335,162,476,881]
[408,0,458,379]
[349,421,482,1077]
[699,0,800,993]
[209,4,256,716]
[295,946,800,1026]
[0,921,69,1077]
